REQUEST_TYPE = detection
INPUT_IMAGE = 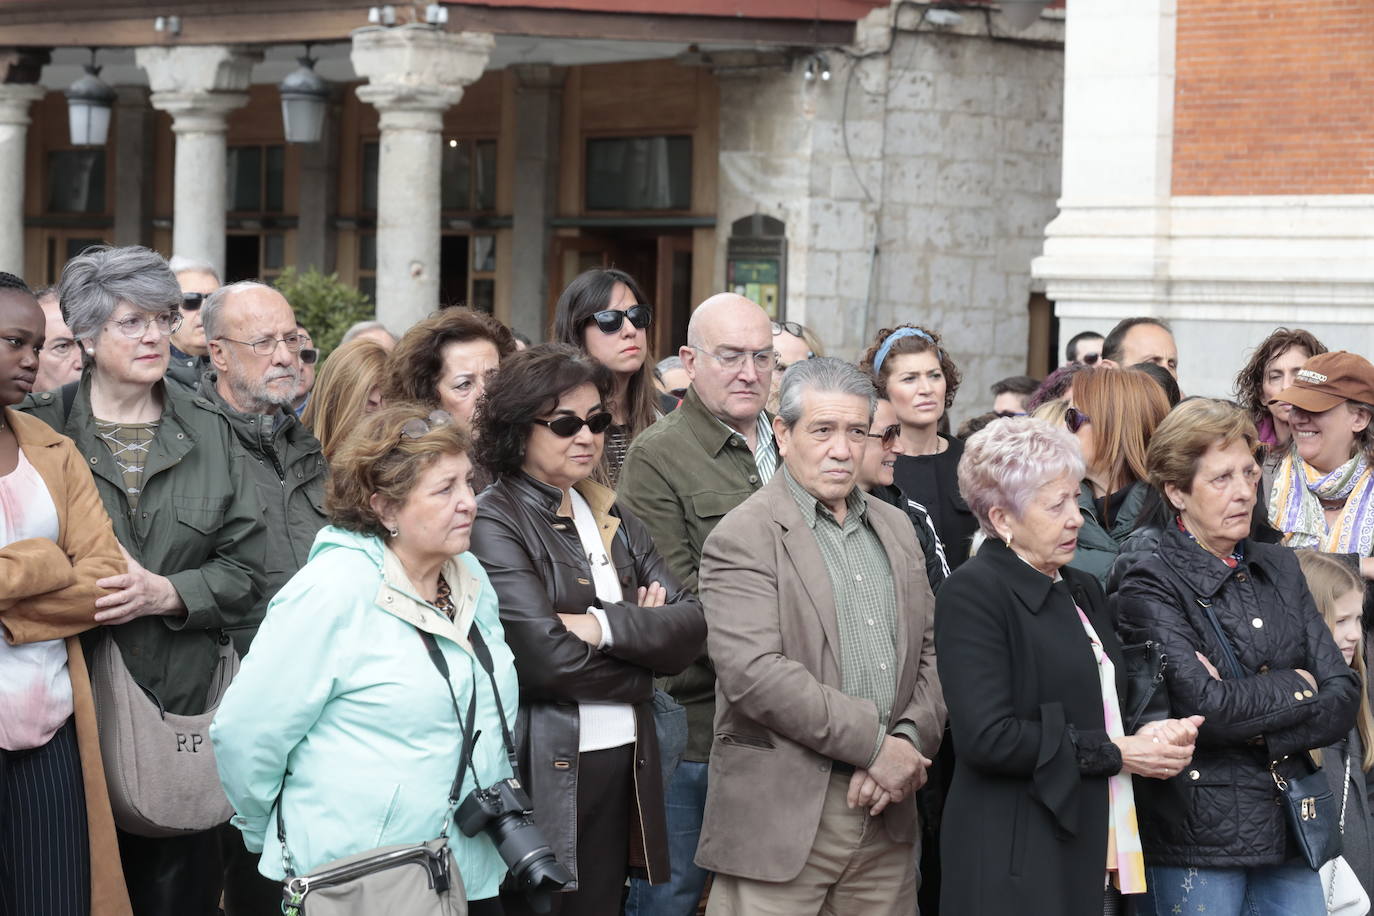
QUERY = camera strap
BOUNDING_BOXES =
[417,629,482,810]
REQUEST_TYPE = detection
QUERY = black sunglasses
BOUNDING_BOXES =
[534,411,614,438]
[587,305,653,335]
[669,387,687,400]
[299,348,318,366]
[1080,352,1101,366]
[866,423,901,447]
[1065,407,1091,434]
[181,292,209,311]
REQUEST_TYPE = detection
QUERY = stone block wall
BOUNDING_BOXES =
[715,5,1064,421]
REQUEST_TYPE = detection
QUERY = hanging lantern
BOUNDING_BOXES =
[65,53,116,147]
[279,53,329,144]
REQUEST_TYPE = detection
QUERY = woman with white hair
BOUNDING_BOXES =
[936,417,1202,916]
[19,245,265,916]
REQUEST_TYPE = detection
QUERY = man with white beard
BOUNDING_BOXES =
[197,281,330,914]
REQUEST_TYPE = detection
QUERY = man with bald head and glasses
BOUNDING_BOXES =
[197,280,328,915]
[620,292,781,916]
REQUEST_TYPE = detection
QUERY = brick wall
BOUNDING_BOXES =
[1173,0,1374,195]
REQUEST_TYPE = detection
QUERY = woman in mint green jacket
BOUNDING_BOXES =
[211,405,519,914]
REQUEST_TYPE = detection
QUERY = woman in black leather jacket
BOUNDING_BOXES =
[469,344,706,916]
[1116,399,1359,916]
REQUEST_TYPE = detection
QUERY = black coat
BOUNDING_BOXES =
[469,473,705,900]
[936,539,1126,916]
[1114,526,1359,866]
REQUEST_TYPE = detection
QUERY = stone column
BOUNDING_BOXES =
[508,65,565,342]
[135,45,260,278]
[351,24,493,331]
[0,81,43,276]
[112,86,154,248]
[294,89,341,274]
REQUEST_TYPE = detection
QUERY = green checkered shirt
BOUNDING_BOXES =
[783,467,898,764]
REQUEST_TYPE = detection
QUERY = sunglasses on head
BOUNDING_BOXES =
[1065,407,1091,434]
[400,409,453,442]
[534,411,614,438]
[181,292,208,311]
[1080,352,1101,366]
[772,320,806,338]
[587,305,653,335]
[866,423,902,447]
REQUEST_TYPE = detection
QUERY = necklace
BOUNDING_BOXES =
[434,573,456,621]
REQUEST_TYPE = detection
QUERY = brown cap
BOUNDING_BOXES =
[1271,350,1374,413]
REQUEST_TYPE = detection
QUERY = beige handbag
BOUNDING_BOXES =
[280,836,466,916]
[87,629,238,836]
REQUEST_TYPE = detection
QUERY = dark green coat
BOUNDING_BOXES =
[197,373,328,654]
[1065,479,1150,590]
[21,373,266,715]
[618,387,776,761]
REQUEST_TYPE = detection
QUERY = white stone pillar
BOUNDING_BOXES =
[135,45,260,278]
[351,25,493,331]
[0,83,44,276]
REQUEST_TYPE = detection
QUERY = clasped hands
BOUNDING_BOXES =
[1113,715,1205,780]
[846,735,932,816]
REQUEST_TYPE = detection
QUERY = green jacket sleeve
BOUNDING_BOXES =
[165,441,267,632]
[619,445,700,593]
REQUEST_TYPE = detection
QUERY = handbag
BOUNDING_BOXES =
[1319,753,1370,915]
[1120,635,1170,734]
[1195,595,1341,870]
[87,628,238,836]
[278,625,481,916]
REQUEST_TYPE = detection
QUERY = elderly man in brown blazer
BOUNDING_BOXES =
[695,357,945,915]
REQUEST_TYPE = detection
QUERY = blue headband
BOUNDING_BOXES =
[873,327,936,374]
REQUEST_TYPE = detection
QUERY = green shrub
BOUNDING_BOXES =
[273,267,375,361]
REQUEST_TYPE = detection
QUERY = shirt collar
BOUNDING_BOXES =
[782,465,867,529]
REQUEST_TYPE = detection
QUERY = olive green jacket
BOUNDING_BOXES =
[1065,479,1150,590]
[618,387,775,761]
[21,373,267,715]
[197,373,328,655]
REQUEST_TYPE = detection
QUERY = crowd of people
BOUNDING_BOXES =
[2,244,1372,916]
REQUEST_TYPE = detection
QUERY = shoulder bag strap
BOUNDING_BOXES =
[1194,595,1248,680]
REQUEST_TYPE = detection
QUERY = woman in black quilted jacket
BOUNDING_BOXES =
[1116,398,1360,916]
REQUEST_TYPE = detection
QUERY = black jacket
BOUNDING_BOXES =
[469,473,705,898]
[1114,526,1359,866]
[936,539,1125,916]
[871,483,949,593]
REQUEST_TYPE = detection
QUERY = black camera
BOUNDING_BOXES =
[455,777,573,913]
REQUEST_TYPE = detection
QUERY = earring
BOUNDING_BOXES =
[1002,531,1014,548]
[388,526,399,538]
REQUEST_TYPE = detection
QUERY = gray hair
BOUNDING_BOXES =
[202,280,276,343]
[341,320,393,345]
[167,255,221,284]
[656,355,683,374]
[776,357,876,429]
[59,245,182,341]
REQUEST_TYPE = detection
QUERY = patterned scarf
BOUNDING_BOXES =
[1268,445,1374,555]
[1074,606,1146,895]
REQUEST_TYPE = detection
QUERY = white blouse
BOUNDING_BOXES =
[0,449,73,751]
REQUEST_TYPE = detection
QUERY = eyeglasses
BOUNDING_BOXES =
[217,333,306,356]
[181,292,209,311]
[106,311,182,339]
[299,348,319,366]
[587,305,653,335]
[690,346,777,374]
[533,411,614,438]
[400,409,453,441]
[866,423,902,447]
[1065,407,1091,434]
[773,320,807,338]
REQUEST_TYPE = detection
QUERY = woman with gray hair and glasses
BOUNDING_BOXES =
[19,245,266,916]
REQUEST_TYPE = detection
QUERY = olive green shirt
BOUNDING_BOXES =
[783,467,903,763]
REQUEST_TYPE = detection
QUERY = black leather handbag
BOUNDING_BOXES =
[1120,636,1170,735]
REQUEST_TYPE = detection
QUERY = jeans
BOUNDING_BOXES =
[624,760,710,916]
[1140,863,1324,916]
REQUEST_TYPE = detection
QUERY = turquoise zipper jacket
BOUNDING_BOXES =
[211,526,519,899]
